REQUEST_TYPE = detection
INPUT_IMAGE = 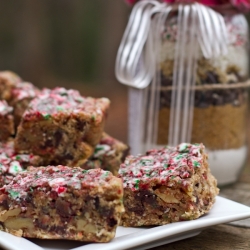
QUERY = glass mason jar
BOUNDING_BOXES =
[157,14,249,185]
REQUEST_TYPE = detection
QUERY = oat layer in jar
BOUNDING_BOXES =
[158,14,249,185]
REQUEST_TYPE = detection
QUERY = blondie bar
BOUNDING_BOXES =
[15,87,110,166]
[0,166,124,242]
[0,71,21,102]
[10,81,40,127]
[118,143,219,226]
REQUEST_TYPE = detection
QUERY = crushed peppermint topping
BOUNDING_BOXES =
[0,140,42,186]
[161,16,248,47]
[8,161,23,175]
[118,143,205,191]
[12,82,39,101]
[0,100,13,116]
[23,87,110,124]
[94,144,111,157]
[0,140,15,157]
[1,166,114,201]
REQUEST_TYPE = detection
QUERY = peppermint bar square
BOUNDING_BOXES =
[15,87,110,166]
[0,166,124,242]
[118,143,219,226]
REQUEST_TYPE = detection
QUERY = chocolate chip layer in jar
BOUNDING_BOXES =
[157,14,249,185]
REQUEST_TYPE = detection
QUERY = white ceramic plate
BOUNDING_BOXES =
[0,196,250,250]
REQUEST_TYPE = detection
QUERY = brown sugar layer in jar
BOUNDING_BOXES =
[0,166,124,242]
[157,88,248,149]
[15,87,110,166]
[118,143,218,227]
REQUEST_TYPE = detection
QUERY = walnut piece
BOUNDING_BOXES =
[0,208,21,222]
[155,187,179,203]
[76,217,97,233]
[4,217,34,231]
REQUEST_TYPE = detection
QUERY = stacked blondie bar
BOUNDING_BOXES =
[0,71,218,243]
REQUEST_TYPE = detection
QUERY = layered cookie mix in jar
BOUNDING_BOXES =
[157,14,249,185]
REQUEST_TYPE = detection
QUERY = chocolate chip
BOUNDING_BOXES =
[135,190,157,205]
[0,199,8,210]
[75,119,87,131]
[204,71,220,84]
[99,207,114,218]
[85,195,92,202]
[54,131,62,147]
[128,206,144,216]
[44,139,53,147]
[25,194,33,205]
[196,196,200,205]
[107,217,117,227]
[64,153,74,160]
[55,198,72,217]
[50,191,58,200]
[49,225,66,234]
[161,73,172,86]
[160,90,172,108]
[34,219,49,230]
[95,197,100,209]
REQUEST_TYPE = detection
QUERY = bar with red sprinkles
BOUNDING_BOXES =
[0,140,43,187]
[0,70,40,129]
[10,81,40,127]
[82,132,129,175]
[15,87,110,166]
[118,143,219,227]
[0,71,21,102]
[0,166,124,242]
